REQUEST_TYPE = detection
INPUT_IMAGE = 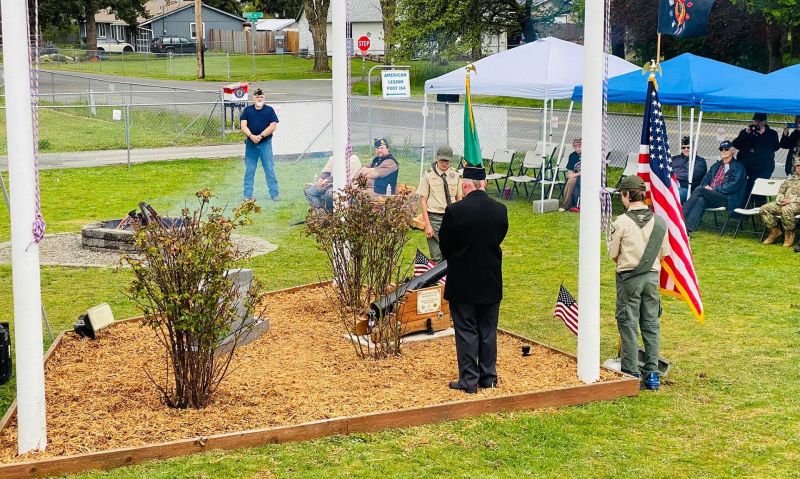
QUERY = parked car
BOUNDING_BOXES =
[96,38,134,53]
[150,36,207,56]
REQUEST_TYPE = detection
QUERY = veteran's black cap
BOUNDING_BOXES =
[374,138,389,148]
[681,136,690,146]
[253,88,264,96]
[462,166,486,181]
[719,140,733,150]
[752,112,767,121]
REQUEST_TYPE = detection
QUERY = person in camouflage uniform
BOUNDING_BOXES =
[760,155,800,247]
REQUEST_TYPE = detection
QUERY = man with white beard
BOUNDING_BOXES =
[240,88,280,201]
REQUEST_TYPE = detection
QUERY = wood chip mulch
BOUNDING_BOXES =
[0,285,617,463]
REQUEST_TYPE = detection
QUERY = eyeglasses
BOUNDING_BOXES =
[719,148,731,151]
[681,146,690,149]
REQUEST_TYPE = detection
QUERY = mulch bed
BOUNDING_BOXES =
[0,285,615,463]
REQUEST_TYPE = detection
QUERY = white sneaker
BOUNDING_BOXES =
[558,207,565,212]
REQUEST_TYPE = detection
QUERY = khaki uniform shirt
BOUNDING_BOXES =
[416,165,462,214]
[607,204,670,273]
[321,156,363,184]
[776,174,800,205]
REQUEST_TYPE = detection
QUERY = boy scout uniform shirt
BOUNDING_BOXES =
[607,205,670,273]
[416,165,462,214]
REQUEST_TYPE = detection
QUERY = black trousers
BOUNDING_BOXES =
[682,187,728,232]
[451,302,500,388]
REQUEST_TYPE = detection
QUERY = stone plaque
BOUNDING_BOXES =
[416,288,441,315]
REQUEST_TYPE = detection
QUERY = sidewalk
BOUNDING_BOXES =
[0,143,244,171]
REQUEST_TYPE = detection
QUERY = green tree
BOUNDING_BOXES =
[733,0,800,71]
[253,0,304,18]
[379,0,398,62]
[204,0,243,15]
[395,0,521,62]
[35,0,147,50]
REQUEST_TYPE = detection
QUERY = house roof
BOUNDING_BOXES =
[140,2,245,26]
[256,19,296,31]
[298,0,383,24]
[93,1,191,26]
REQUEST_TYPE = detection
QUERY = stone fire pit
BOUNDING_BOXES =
[81,219,137,252]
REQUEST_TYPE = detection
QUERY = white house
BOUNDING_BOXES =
[296,0,507,57]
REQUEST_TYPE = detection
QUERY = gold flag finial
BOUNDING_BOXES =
[642,59,662,80]
[465,64,477,75]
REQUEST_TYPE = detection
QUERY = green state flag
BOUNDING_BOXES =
[463,73,482,167]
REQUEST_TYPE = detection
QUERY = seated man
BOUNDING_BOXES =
[358,138,399,196]
[304,154,362,210]
[760,155,800,247]
[560,138,581,211]
[672,136,708,203]
[682,140,747,233]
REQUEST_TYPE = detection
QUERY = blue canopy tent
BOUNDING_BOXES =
[701,64,800,114]
[572,53,765,194]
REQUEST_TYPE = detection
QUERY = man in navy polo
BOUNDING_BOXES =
[240,88,280,201]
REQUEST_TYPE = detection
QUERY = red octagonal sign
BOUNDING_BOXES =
[357,36,371,53]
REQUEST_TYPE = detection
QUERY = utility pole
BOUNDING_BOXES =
[195,0,205,78]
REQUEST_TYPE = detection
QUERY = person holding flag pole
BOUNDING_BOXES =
[439,64,508,394]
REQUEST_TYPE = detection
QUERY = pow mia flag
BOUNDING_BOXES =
[658,0,716,38]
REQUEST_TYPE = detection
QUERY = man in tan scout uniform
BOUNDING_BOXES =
[416,145,462,262]
[761,155,800,247]
[608,175,670,391]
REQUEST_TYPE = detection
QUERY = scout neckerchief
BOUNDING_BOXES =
[435,163,452,206]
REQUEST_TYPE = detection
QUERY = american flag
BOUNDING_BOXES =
[638,78,704,322]
[414,249,446,284]
[554,285,579,336]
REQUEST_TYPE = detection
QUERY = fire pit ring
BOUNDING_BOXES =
[81,219,137,252]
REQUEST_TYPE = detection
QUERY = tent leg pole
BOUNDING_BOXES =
[688,109,703,197]
[678,105,683,141]
[540,96,548,212]
[688,107,695,196]
[550,101,573,200]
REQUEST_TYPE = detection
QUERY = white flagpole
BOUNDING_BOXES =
[1,0,48,452]
[577,0,604,384]
[331,2,347,189]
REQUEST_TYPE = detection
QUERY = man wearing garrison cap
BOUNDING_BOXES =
[240,87,280,201]
[438,164,508,394]
[356,138,399,196]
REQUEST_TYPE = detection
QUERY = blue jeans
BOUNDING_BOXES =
[679,187,688,203]
[243,140,279,200]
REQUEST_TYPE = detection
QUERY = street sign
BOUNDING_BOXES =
[244,11,264,20]
[381,70,410,99]
[357,35,371,54]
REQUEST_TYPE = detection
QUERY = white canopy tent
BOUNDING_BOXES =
[420,37,639,206]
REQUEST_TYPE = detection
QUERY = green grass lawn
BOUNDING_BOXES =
[0,104,239,155]
[44,52,381,82]
[0,156,798,478]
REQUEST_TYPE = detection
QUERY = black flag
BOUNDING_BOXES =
[658,0,716,37]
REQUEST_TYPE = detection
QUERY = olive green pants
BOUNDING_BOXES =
[427,213,444,263]
[615,271,661,375]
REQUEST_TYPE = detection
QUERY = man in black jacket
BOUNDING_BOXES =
[439,166,509,394]
[732,112,780,196]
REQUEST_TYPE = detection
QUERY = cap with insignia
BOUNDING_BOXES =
[681,136,690,146]
[462,166,486,181]
[374,138,389,148]
[253,88,264,96]
[752,112,767,122]
[719,140,733,150]
[435,145,453,161]
[618,175,646,191]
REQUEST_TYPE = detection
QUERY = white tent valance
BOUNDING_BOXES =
[424,37,639,100]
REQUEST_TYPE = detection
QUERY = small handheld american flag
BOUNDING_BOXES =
[414,249,446,284]
[554,285,579,336]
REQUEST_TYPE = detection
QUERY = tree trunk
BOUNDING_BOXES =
[791,24,800,57]
[765,20,785,72]
[303,0,330,73]
[85,4,97,51]
[611,23,625,58]
[379,0,397,63]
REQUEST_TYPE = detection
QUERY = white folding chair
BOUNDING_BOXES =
[611,152,640,194]
[723,178,785,238]
[771,161,788,179]
[485,149,516,196]
[507,150,544,200]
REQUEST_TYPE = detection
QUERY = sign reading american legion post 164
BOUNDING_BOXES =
[381,70,410,99]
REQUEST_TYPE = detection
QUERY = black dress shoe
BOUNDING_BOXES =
[479,379,498,389]
[448,381,477,394]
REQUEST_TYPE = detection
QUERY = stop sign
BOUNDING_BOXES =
[357,36,371,54]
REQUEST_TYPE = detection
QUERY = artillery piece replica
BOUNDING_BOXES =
[354,261,451,341]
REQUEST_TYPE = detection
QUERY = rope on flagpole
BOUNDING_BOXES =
[599,0,612,237]
[345,0,353,182]
[25,0,46,246]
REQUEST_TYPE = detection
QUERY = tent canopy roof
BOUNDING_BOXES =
[424,37,639,100]
[572,53,764,106]
[701,64,800,114]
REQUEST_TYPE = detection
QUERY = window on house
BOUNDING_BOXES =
[189,22,205,39]
[97,23,108,38]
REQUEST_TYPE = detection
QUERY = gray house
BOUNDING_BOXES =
[140,3,245,48]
